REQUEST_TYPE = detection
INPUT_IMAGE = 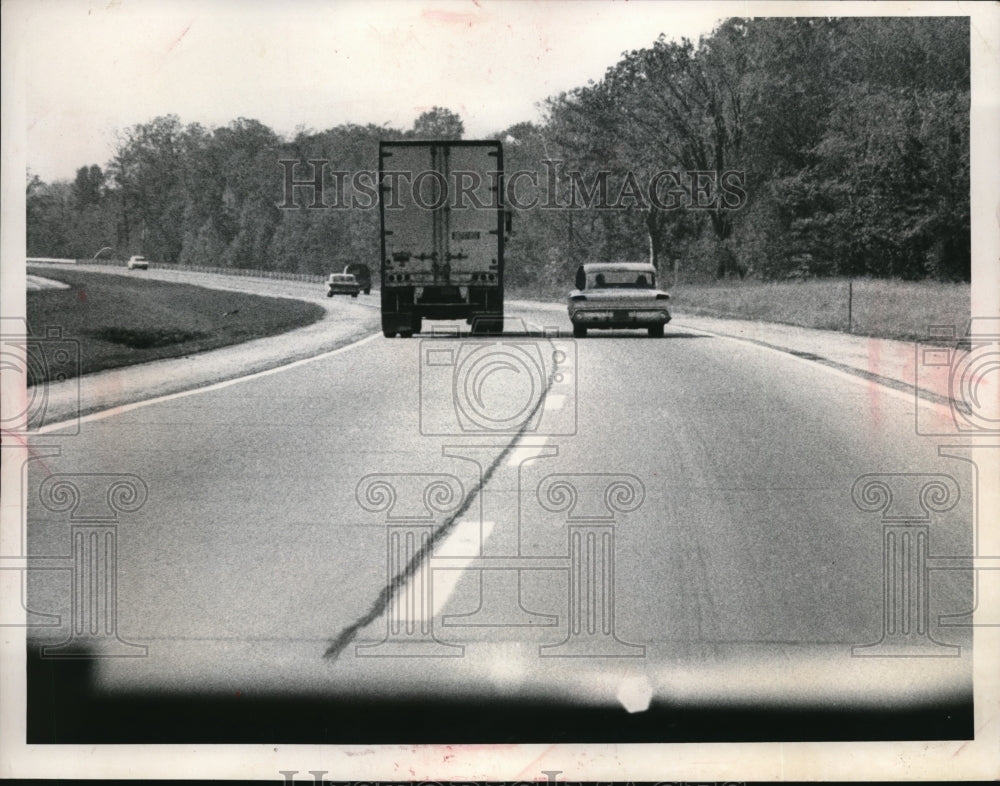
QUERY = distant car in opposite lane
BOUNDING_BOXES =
[327,273,361,298]
[567,262,671,338]
[127,255,149,270]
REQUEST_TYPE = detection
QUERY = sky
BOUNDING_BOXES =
[16,0,740,183]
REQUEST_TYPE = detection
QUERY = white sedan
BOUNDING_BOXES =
[567,262,671,338]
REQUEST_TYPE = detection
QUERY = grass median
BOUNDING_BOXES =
[509,277,970,341]
[26,270,325,385]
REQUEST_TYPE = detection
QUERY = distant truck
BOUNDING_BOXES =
[378,140,508,337]
[343,263,371,295]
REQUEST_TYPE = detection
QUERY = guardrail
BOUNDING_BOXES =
[33,257,329,284]
[142,262,328,284]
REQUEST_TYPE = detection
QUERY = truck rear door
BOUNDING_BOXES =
[380,142,502,288]
[445,143,503,284]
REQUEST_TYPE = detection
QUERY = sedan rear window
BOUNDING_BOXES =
[589,271,655,289]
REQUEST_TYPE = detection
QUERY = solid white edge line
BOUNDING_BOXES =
[34,331,383,434]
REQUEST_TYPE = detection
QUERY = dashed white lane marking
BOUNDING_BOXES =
[395,519,495,622]
[505,439,555,466]
[543,393,566,410]
[34,331,383,434]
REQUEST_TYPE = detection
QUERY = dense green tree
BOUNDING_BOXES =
[24,17,969,283]
[411,107,464,139]
[545,28,749,277]
[72,165,105,207]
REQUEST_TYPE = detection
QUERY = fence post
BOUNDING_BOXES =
[848,280,853,333]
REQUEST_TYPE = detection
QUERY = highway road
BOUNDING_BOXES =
[22,294,976,743]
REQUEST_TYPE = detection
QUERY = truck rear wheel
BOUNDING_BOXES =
[411,314,423,334]
[573,324,587,338]
[381,308,397,338]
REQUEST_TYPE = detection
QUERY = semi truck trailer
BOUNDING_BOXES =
[378,140,507,337]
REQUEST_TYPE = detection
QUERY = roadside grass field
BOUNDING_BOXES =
[510,277,971,342]
[670,278,971,341]
[25,270,324,385]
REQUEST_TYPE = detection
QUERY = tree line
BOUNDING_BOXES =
[26,17,969,285]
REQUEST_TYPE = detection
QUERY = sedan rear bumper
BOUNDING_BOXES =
[569,308,671,325]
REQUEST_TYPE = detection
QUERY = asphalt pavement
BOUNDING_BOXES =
[19,278,981,743]
[25,263,963,429]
